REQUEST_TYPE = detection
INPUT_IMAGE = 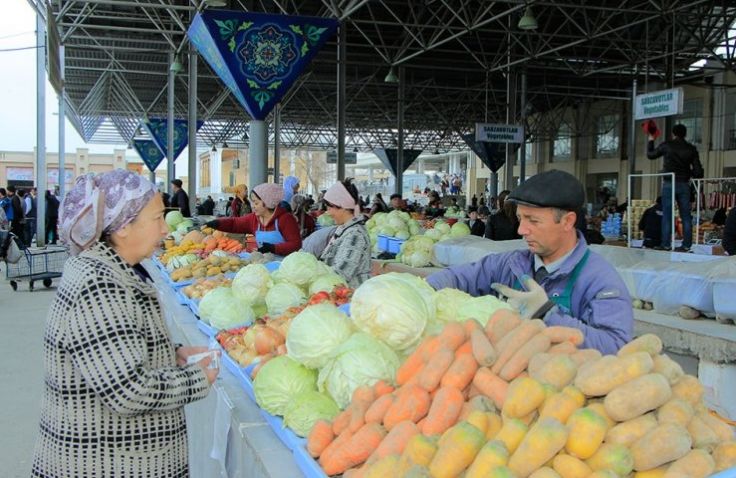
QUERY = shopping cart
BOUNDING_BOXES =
[5,244,69,291]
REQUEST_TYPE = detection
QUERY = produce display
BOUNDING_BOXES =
[366,211,423,253]
[305,316,735,477]
[396,220,471,268]
[181,275,232,299]
[169,255,250,282]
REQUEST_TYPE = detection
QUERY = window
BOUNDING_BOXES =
[595,114,620,156]
[553,123,572,161]
[675,98,703,150]
[725,92,736,150]
[229,171,235,187]
[513,142,534,165]
[200,157,210,188]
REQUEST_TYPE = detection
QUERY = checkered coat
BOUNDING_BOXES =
[319,216,371,288]
[32,242,210,477]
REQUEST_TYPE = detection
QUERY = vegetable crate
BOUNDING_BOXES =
[293,444,328,478]
[5,245,68,291]
[220,350,257,402]
[196,320,217,338]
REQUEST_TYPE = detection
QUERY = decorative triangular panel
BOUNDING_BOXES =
[373,149,423,177]
[188,11,339,120]
[133,139,166,173]
[462,133,507,173]
[142,118,204,161]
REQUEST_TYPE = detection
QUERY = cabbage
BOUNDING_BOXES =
[253,356,317,416]
[434,222,451,235]
[435,288,473,323]
[279,251,321,286]
[232,263,273,305]
[450,222,471,237]
[317,333,400,408]
[286,303,353,368]
[457,295,514,326]
[350,273,435,351]
[199,287,255,329]
[265,282,306,316]
[317,214,335,227]
[165,210,184,227]
[283,391,340,437]
[309,273,347,295]
[425,228,444,241]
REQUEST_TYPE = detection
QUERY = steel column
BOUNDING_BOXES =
[336,23,346,181]
[167,50,175,194]
[396,65,405,195]
[58,44,66,199]
[188,44,197,212]
[250,120,268,189]
[36,11,47,247]
[519,70,527,184]
[274,103,281,182]
[629,70,638,177]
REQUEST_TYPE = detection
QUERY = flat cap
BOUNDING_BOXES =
[508,169,585,211]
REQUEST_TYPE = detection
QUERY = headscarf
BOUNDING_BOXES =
[283,176,300,204]
[324,181,361,217]
[234,184,247,198]
[252,183,284,210]
[290,193,306,213]
[60,169,157,256]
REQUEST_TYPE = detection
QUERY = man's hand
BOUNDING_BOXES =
[258,242,275,253]
[492,275,554,320]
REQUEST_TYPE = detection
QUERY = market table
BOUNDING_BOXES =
[145,259,304,478]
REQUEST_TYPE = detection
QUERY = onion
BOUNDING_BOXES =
[254,326,285,355]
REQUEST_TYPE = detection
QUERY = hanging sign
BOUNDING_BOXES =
[142,118,204,162]
[326,151,357,164]
[634,88,684,120]
[132,139,166,173]
[475,123,525,143]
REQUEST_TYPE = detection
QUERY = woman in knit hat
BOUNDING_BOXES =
[33,169,217,477]
[205,182,302,255]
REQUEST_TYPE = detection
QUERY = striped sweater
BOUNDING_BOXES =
[32,242,211,477]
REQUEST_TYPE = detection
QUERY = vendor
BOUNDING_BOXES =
[205,183,302,256]
[723,206,736,255]
[317,179,371,288]
[426,170,633,354]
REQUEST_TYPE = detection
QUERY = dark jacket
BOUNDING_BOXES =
[484,212,521,241]
[46,195,60,220]
[468,219,485,237]
[646,138,704,182]
[638,204,663,248]
[171,189,191,217]
[10,195,24,223]
[202,198,215,215]
[723,207,736,256]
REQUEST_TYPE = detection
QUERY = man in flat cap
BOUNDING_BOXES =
[427,170,632,354]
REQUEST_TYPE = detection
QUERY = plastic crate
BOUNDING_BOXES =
[265,261,281,272]
[174,289,189,305]
[293,445,328,478]
[338,302,350,316]
[387,237,405,254]
[259,409,307,452]
[185,297,200,317]
[377,234,390,251]
[196,320,217,338]
[711,468,736,478]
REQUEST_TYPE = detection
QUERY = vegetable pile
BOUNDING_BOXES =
[306,312,736,478]
[366,211,422,252]
[396,220,471,268]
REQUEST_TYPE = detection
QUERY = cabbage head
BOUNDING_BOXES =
[425,228,444,241]
[265,282,306,316]
[350,273,435,351]
[253,356,317,416]
[199,287,255,329]
[317,214,335,227]
[283,391,340,437]
[450,222,471,237]
[434,222,451,235]
[279,251,321,286]
[317,333,400,408]
[232,263,273,305]
[456,295,514,327]
[309,273,347,295]
[435,288,473,323]
[165,210,184,227]
[286,303,353,368]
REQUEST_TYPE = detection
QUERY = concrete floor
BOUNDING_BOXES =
[0,272,55,477]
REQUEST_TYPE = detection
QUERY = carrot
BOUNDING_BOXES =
[367,421,419,464]
[492,319,545,374]
[454,340,473,359]
[307,419,335,457]
[383,384,431,430]
[471,329,497,367]
[319,427,354,473]
[548,341,577,355]
[350,386,376,433]
[473,367,509,409]
[438,322,467,351]
[320,423,386,476]
[485,309,522,344]
[542,326,584,345]
[527,352,552,378]
[463,318,484,336]
[422,386,465,436]
[373,380,395,397]
[499,333,552,381]
[421,336,442,361]
[333,408,352,435]
[397,345,428,386]
[418,347,455,392]
[441,353,479,391]
[467,384,481,400]
[365,394,395,424]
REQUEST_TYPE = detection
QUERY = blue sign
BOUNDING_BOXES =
[373,149,423,177]
[133,139,166,172]
[142,118,204,162]
[188,11,338,120]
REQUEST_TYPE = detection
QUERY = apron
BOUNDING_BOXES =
[255,218,285,246]
[513,249,590,314]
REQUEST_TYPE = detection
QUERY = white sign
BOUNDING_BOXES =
[635,88,684,120]
[475,123,524,143]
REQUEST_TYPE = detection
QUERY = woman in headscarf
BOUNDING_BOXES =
[230,183,251,217]
[291,193,315,239]
[317,178,371,288]
[205,182,302,255]
[33,170,217,478]
[279,175,300,212]
[368,192,388,217]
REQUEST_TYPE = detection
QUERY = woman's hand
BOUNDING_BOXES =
[196,354,220,385]
[175,345,209,366]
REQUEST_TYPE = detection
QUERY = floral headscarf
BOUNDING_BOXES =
[60,169,157,255]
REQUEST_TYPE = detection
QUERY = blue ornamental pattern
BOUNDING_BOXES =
[142,118,204,162]
[188,11,338,120]
[132,139,165,173]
